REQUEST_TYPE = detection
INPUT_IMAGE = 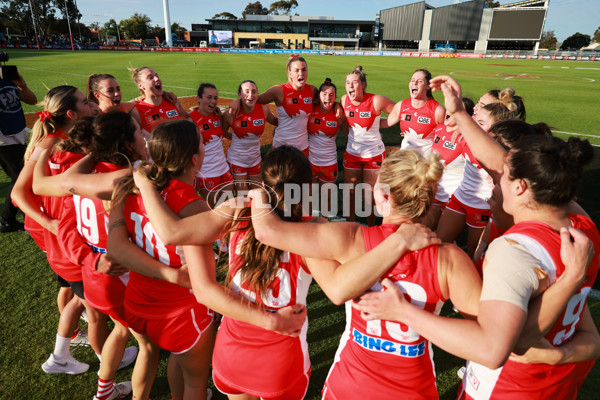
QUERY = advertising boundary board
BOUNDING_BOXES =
[2,44,598,61]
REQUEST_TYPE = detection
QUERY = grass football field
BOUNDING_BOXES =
[1,49,600,399]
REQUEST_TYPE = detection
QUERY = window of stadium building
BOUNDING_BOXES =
[292,24,308,34]
[238,22,261,33]
[311,24,356,38]
[265,39,284,49]
[214,21,237,31]
[261,22,300,34]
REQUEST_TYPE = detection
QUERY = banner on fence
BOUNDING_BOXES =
[4,45,598,61]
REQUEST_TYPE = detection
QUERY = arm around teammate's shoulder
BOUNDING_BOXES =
[308,222,441,305]
[258,85,283,106]
[434,103,446,124]
[250,189,361,261]
[373,94,396,114]
[263,104,278,126]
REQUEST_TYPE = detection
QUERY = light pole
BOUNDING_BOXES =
[63,0,74,50]
[27,0,41,49]
[73,0,82,41]
[162,0,172,47]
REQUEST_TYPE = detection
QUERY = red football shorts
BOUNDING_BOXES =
[343,152,385,170]
[446,195,491,228]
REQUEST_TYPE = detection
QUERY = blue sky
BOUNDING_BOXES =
[76,0,597,42]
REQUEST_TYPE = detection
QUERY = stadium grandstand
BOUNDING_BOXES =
[379,0,549,53]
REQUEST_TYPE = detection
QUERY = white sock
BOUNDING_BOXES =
[53,334,71,359]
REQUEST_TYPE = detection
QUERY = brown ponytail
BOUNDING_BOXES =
[225,146,312,303]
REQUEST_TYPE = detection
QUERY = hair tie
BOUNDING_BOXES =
[35,110,52,122]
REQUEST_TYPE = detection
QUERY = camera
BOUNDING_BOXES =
[0,52,19,81]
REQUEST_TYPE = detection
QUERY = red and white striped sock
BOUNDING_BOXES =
[95,377,114,400]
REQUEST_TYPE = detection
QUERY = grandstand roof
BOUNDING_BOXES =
[498,0,547,8]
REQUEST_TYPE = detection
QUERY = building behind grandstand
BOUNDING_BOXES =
[186,0,550,54]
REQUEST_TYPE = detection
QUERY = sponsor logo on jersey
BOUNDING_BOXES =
[349,111,355,118]
[467,367,480,390]
[314,118,321,125]
[241,121,248,128]
[253,119,264,126]
[292,98,299,105]
[326,121,337,127]
[443,141,456,150]
[417,116,431,124]
[213,120,222,127]
[352,329,426,357]
[404,115,412,122]
[434,136,441,144]
[202,124,210,131]
[303,97,312,104]
[166,110,179,118]
[360,112,371,118]
[152,114,161,121]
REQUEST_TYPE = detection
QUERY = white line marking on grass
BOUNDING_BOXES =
[18,71,245,94]
[164,85,196,91]
[498,73,540,80]
[178,95,237,101]
[163,87,238,97]
[553,130,600,139]
[450,71,595,83]
[576,68,600,70]
[21,67,88,78]
[553,130,600,147]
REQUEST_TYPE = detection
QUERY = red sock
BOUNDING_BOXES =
[95,377,114,400]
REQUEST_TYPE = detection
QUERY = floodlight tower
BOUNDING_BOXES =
[163,0,172,46]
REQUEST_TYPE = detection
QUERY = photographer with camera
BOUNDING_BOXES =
[0,51,37,232]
